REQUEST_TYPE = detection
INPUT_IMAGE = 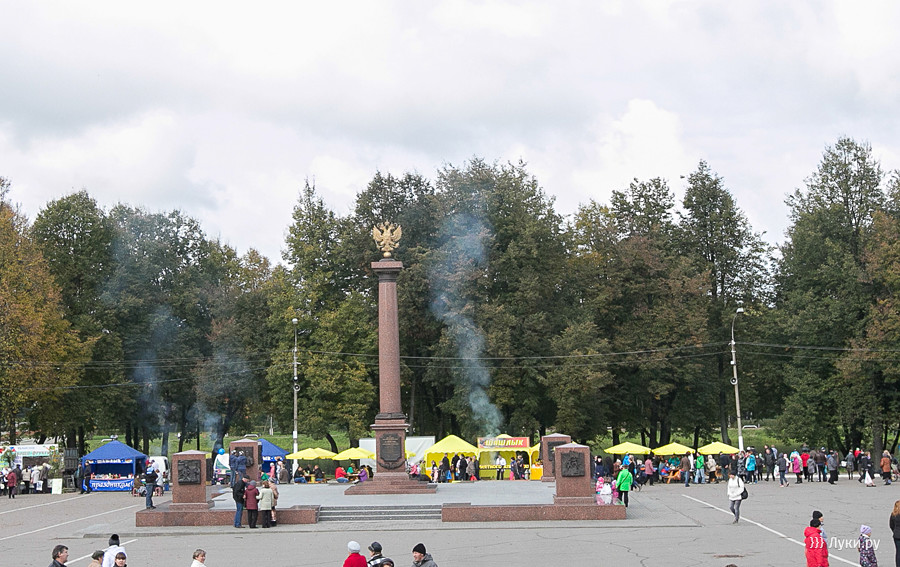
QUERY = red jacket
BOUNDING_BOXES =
[342,553,366,567]
[244,485,259,510]
[804,526,828,567]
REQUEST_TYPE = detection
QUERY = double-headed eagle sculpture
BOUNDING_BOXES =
[372,222,402,258]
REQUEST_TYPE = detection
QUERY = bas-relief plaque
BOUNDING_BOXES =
[547,440,567,474]
[560,451,586,477]
[177,460,202,485]
[379,433,403,464]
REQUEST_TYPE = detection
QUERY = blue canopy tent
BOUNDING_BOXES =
[81,441,147,492]
[259,438,289,477]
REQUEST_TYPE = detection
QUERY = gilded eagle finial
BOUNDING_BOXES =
[372,222,402,258]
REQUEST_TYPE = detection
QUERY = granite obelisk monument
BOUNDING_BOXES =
[346,222,435,494]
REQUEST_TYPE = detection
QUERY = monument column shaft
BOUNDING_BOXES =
[373,260,404,418]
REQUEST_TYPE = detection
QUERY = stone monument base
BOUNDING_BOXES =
[442,502,626,521]
[344,472,437,494]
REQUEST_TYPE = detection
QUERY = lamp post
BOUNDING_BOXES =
[292,317,299,474]
[730,307,745,451]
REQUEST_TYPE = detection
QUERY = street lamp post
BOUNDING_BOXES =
[291,317,299,475]
[730,307,745,451]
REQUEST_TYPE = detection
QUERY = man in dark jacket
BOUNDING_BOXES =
[411,543,437,567]
[49,545,68,567]
[367,541,391,567]
[764,448,775,482]
[144,465,158,509]
[232,474,249,527]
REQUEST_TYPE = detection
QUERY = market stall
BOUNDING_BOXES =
[81,441,147,492]
[258,438,289,478]
[476,434,533,480]
[421,435,479,481]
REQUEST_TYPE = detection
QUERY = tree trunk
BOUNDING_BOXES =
[160,420,170,458]
[178,406,187,453]
[873,415,885,458]
[611,428,620,446]
[324,432,338,454]
[141,425,150,455]
[125,422,132,448]
[77,426,86,457]
[693,426,700,451]
[409,375,416,435]
[890,426,900,454]
[718,354,731,444]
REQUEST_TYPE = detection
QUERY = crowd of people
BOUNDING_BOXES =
[1,463,52,497]
[593,444,899,494]
[45,538,208,567]
[45,537,439,567]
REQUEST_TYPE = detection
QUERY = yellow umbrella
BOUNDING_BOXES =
[652,442,693,455]
[286,447,336,460]
[697,441,740,455]
[332,447,375,460]
[604,441,651,454]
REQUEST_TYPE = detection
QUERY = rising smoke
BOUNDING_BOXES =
[428,213,502,435]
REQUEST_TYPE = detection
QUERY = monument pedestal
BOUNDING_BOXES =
[229,439,261,481]
[540,433,572,483]
[552,443,595,505]
[345,417,436,494]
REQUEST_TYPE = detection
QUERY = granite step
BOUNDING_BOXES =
[317,504,442,522]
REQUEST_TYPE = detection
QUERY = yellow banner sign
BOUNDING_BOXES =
[477,437,530,450]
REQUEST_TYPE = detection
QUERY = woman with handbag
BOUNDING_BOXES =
[726,471,746,524]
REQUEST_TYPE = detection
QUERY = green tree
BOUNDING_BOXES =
[677,162,772,445]
[31,190,118,452]
[0,180,90,443]
[774,138,886,451]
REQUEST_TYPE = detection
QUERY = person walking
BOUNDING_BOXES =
[88,551,104,567]
[778,452,789,487]
[882,451,893,486]
[827,451,839,485]
[680,452,691,487]
[616,465,634,507]
[847,449,857,480]
[411,543,438,567]
[726,471,745,524]
[858,525,878,567]
[6,467,16,498]
[764,448,775,482]
[101,534,126,567]
[694,453,705,484]
[366,542,391,567]
[257,480,274,528]
[805,519,829,567]
[244,480,259,528]
[889,500,900,567]
[343,541,366,567]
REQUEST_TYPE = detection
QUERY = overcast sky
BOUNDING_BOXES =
[3,1,899,264]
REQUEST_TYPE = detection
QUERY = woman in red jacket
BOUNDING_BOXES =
[805,518,829,567]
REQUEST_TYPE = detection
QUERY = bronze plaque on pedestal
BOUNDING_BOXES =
[177,460,202,484]
[560,452,585,477]
[379,433,403,464]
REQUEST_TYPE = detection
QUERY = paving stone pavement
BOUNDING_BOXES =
[2,476,894,566]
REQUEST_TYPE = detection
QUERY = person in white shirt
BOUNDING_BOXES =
[495,455,506,480]
[101,534,125,567]
[726,472,746,524]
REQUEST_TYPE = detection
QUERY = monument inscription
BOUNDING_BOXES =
[379,433,403,463]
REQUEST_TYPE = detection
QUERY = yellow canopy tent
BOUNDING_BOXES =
[697,441,740,455]
[604,441,651,455]
[286,447,336,460]
[332,447,375,460]
[652,442,693,455]
[422,435,479,480]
